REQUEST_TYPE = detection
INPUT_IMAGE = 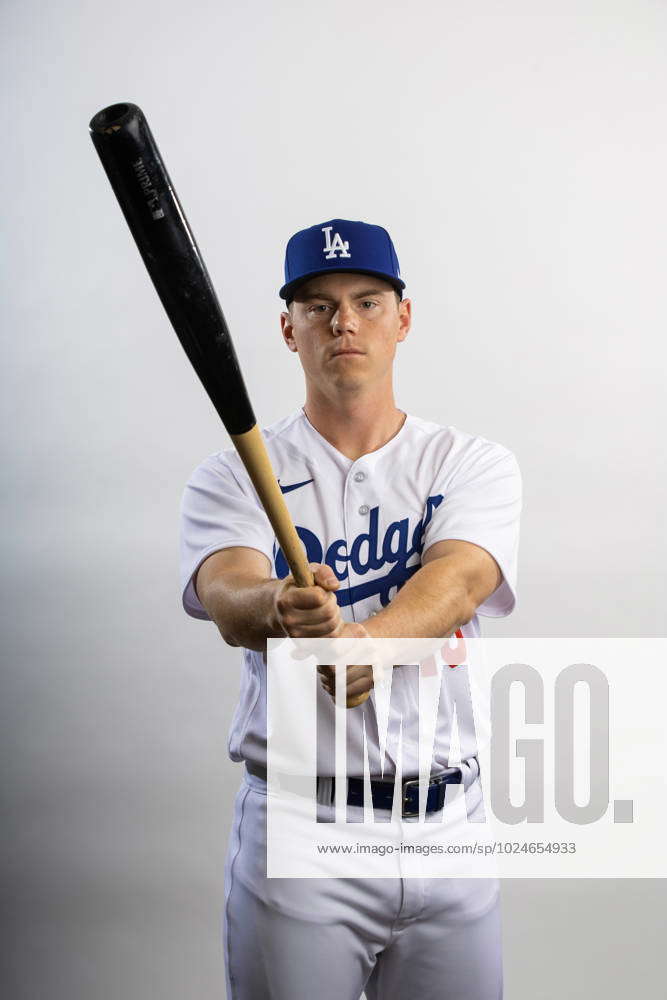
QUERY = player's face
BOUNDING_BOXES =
[280,273,411,395]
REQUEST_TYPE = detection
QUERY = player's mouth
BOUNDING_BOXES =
[330,348,365,358]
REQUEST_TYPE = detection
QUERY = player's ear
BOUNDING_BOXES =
[280,309,299,353]
[396,297,411,343]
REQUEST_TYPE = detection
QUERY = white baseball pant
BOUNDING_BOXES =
[223,763,503,1000]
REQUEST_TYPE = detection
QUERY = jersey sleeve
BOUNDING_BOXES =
[422,440,523,617]
[179,452,275,620]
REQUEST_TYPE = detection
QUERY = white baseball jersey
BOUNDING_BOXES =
[179,408,522,775]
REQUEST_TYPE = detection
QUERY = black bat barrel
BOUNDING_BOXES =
[89,102,256,436]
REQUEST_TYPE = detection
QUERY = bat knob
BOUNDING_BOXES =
[89,102,140,135]
[346,691,370,709]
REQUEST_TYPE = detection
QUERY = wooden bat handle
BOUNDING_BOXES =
[231,426,313,586]
[230,425,369,708]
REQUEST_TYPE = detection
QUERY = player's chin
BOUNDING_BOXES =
[328,369,368,392]
[328,359,367,377]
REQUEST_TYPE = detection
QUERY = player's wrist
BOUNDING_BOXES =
[269,578,291,638]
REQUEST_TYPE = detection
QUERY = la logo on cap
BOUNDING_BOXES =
[322,225,351,260]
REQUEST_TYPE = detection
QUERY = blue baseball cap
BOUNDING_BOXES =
[279,218,406,302]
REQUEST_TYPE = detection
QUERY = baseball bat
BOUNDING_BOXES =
[88,102,369,708]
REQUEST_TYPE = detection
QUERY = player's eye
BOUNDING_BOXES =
[309,304,330,313]
[361,300,378,309]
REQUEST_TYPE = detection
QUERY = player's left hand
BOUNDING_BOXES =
[317,623,374,704]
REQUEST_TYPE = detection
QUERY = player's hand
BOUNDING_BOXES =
[317,623,374,704]
[273,563,345,638]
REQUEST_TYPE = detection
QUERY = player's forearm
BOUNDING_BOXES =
[198,574,284,652]
[363,557,475,640]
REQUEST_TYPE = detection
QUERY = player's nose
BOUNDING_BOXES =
[332,301,359,336]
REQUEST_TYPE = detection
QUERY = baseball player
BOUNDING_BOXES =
[179,219,522,999]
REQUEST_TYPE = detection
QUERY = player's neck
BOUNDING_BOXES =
[302,388,406,461]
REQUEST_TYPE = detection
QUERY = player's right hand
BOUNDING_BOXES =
[273,563,344,638]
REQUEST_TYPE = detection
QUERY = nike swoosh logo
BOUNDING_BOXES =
[279,478,314,495]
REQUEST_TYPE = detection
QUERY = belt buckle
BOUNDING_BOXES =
[401,776,422,818]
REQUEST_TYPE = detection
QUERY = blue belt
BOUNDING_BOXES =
[340,769,463,818]
[246,761,468,819]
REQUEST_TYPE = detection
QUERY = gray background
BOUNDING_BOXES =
[2,0,665,997]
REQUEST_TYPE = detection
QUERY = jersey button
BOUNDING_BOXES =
[358,504,370,515]
[353,471,366,483]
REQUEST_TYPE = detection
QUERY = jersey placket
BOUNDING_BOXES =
[341,455,382,624]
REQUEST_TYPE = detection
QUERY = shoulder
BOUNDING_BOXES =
[261,408,305,444]
[402,414,518,472]
[183,447,241,491]
[183,409,312,493]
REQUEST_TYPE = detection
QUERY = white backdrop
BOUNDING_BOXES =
[3,1,665,998]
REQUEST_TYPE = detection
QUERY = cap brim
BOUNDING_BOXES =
[280,267,406,302]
